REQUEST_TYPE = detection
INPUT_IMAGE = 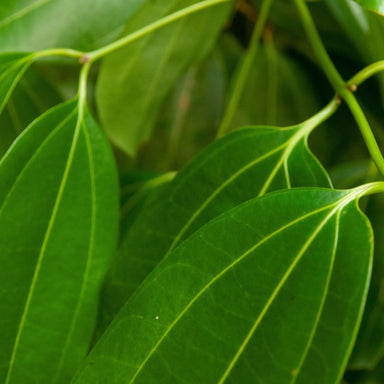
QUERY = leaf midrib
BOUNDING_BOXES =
[5,103,83,383]
[127,199,341,383]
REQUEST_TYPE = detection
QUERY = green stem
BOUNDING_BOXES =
[295,0,384,177]
[216,0,273,138]
[86,0,231,63]
[347,60,384,88]
[77,62,91,111]
[33,48,84,61]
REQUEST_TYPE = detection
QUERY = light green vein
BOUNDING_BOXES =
[0,108,77,212]
[162,139,291,259]
[217,206,339,383]
[52,121,97,383]
[290,209,340,383]
[5,102,84,383]
[128,198,343,383]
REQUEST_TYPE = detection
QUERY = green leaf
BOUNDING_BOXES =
[349,194,384,370]
[75,187,373,384]
[96,0,232,156]
[0,0,146,52]
[97,106,333,334]
[0,99,119,383]
[0,52,34,112]
[228,42,324,130]
[0,65,62,157]
[352,0,384,15]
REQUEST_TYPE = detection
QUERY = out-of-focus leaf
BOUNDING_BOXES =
[352,0,384,15]
[96,0,233,156]
[0,65,62,156]
[139,51,227,171]
[75,187,372,384]
[0,0,146,52]
[97,105,333,334]
[229,41,324,130]
[0,99,118,383]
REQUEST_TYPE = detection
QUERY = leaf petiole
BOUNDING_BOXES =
[347,60,384,89]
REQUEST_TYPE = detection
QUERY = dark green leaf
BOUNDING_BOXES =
[352,0,384,15]
[75,187,372,384]
[98,109,332,334]
[0,99,118,383]
[0,0,146,52]
[0,53,34,112]
[96,0,232,156]
[0,65,62,157]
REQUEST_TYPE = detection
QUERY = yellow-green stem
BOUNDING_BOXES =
[295,0,384,178]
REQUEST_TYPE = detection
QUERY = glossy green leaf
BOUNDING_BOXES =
[97,106,333,334]
[0,65,62,157]
[0,0,146,52]
[0,99,119,383]
[352,0,384,14]
[96,0,232,156]
[75,187,372,384]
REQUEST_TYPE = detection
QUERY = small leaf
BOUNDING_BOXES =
[0,65,62,157]
[75,187,373,384]
[352,0,384,15]
[0,99,119,383]
[96,0,232,156]
[98,108,333,334]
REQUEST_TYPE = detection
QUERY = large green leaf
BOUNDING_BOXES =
[96,0,232,156]
[352,0,384,14]
[75,187,373,383]
[97,105,333,334]
[0,0,146,52]
[0,65,62,157]
[0,99,119,383]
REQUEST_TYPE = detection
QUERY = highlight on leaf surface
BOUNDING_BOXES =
[74,186,374,384]
[352,0,384,15]
[96,100,336,335]
[0,98,118,383]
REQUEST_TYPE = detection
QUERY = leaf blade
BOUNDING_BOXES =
[75,188,372,383]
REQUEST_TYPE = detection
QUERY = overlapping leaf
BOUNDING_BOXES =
[97,106,334,333]
[75,187,373,384]
[96,0,233,156]
[0,0,146,52]
[0,99,118,383]
[0,65,62,157]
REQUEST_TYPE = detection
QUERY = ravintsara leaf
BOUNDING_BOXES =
[75,187,373,384]
[0,0,146,52]
[0,65,62,157]
[97,106,333,334]
[0,99,118,383]
[96,0,232,156]
[351,0,384,15]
